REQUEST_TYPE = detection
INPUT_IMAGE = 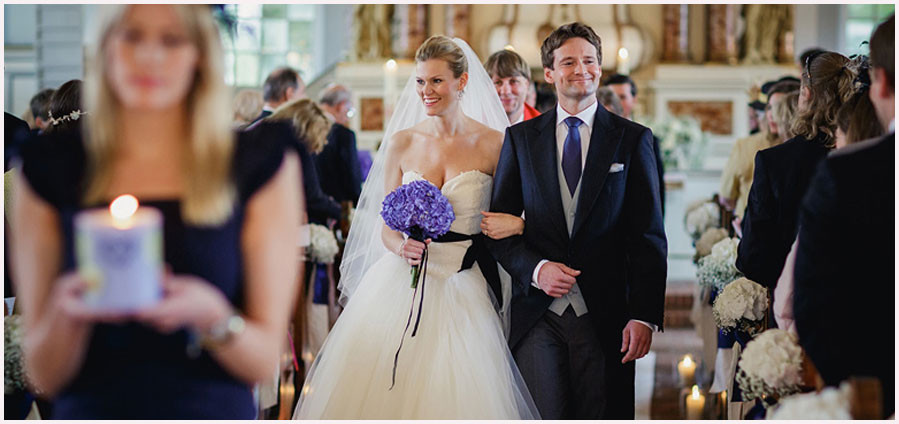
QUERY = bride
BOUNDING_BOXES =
[293,36,539,419]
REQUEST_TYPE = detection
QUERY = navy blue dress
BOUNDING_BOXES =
[20,122,293,419]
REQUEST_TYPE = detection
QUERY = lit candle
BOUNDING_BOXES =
[686,385,705,420]
[75,194,163,311]
[677,354,697,387]
[383,59,398,121]
[617,47,631,75]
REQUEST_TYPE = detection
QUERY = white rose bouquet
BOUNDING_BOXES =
[694,227,729,263]
[736,329,804,403]
[685,199,720,241]
[712,277,767,334]
[5,315,26,394]
[697,237,741,290]
[308,224,339,264]
[767,382,852,419]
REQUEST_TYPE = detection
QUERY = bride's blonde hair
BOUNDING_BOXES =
[415,35,468,78]
[83,5,235,226]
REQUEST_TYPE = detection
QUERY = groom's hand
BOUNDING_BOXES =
[620,321,652,363]
[536,262,580,298]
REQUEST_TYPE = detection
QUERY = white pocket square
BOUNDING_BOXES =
[609,163,625,173]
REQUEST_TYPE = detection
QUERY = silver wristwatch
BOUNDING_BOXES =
[201,313,246,349]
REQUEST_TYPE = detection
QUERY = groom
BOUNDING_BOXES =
[488,22,667,419]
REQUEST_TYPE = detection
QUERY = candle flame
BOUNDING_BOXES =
[691,385,701,399]
[682,354,693,367]
[618,47,630,60]
[385,59,397,71]
[504,44,515,51]
[110,195,139,221]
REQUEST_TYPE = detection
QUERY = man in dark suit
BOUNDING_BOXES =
[488,23,667,419]
[604,73,665,215]
[315,84,363,205]
[793,15,894,418]
[253,67,305,124]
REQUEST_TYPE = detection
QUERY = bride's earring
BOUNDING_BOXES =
[457,90,464,100]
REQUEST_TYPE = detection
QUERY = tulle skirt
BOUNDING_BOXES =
[293,240,539,419]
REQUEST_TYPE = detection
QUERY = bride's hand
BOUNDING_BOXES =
[398,238,431,266]
[480,211,525,240]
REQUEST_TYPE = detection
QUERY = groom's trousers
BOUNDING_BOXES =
[512,306,606,419]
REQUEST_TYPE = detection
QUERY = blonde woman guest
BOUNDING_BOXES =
[769,91,799,143]
[264,98,340,225]
[232,89,264,128]
[12,5,301,418]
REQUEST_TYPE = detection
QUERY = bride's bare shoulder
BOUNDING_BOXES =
[467,118,504,149]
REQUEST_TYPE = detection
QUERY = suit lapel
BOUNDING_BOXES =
[571,106,624,238]
[526,109,569,242]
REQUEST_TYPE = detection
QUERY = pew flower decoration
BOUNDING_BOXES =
[712,277,767,334]
[5,315,26,394]
[685,199,720,241]
[767,382,852,419]
[694,227,729,263]
[736,329,804,403]
[308,224,339,264]
[697,237,741,290]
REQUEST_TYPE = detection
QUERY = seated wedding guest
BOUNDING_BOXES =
[484,49,540,124]
[265,98,340,225]
[793,15,894,418]
[231,89,263,129]
[604,73,665,214]
[254,67,305,124]
[315,84,363,205]
[11,5,301,418]
[43,80,84,135]
[719,79,799,216]
[596,87,624,116]
[29,88,56,132]
[736,51,857,290]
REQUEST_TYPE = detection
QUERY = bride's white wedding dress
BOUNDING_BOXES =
[293,170,538,419]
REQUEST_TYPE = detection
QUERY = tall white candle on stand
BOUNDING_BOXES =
[384,59,398,122]
[677,353,697,386]
[617,47,631,75]
[75,194,163,311]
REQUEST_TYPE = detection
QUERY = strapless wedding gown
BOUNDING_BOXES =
[294,170,539,419]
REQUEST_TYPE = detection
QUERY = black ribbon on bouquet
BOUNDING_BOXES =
[389,231,502,390]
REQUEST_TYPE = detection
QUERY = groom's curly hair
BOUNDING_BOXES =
[540,22,602,70]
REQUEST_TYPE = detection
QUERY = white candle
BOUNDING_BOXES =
[617,47,631,75]
[384,59,398,121]
[686,385,705,420]
[75,195,163,311]
[677,354,697,387]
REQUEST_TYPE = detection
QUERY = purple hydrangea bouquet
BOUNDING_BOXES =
[380,180,455,288]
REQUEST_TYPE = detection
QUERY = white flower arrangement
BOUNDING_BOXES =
[308,224,339,264]
[643,114,709,171]
[696,237,741,290]
[736,329,804,403]
[685,200,720,241]
[766,382,852,419]
[712,277,767,334]
[694,227,729,263]
[5,315,26,394]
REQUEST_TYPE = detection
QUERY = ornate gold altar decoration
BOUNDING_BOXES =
[486,5,650,74]
[663,5,689,62]
[444,4,472,42]
[353,4,394,60]
[741,5,794,64]
[707,5,740,64]
[392,5,429,59]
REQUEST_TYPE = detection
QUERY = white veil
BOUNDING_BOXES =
[339,38,512,326]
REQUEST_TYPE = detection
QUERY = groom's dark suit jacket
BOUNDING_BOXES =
[487,104,667,410]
